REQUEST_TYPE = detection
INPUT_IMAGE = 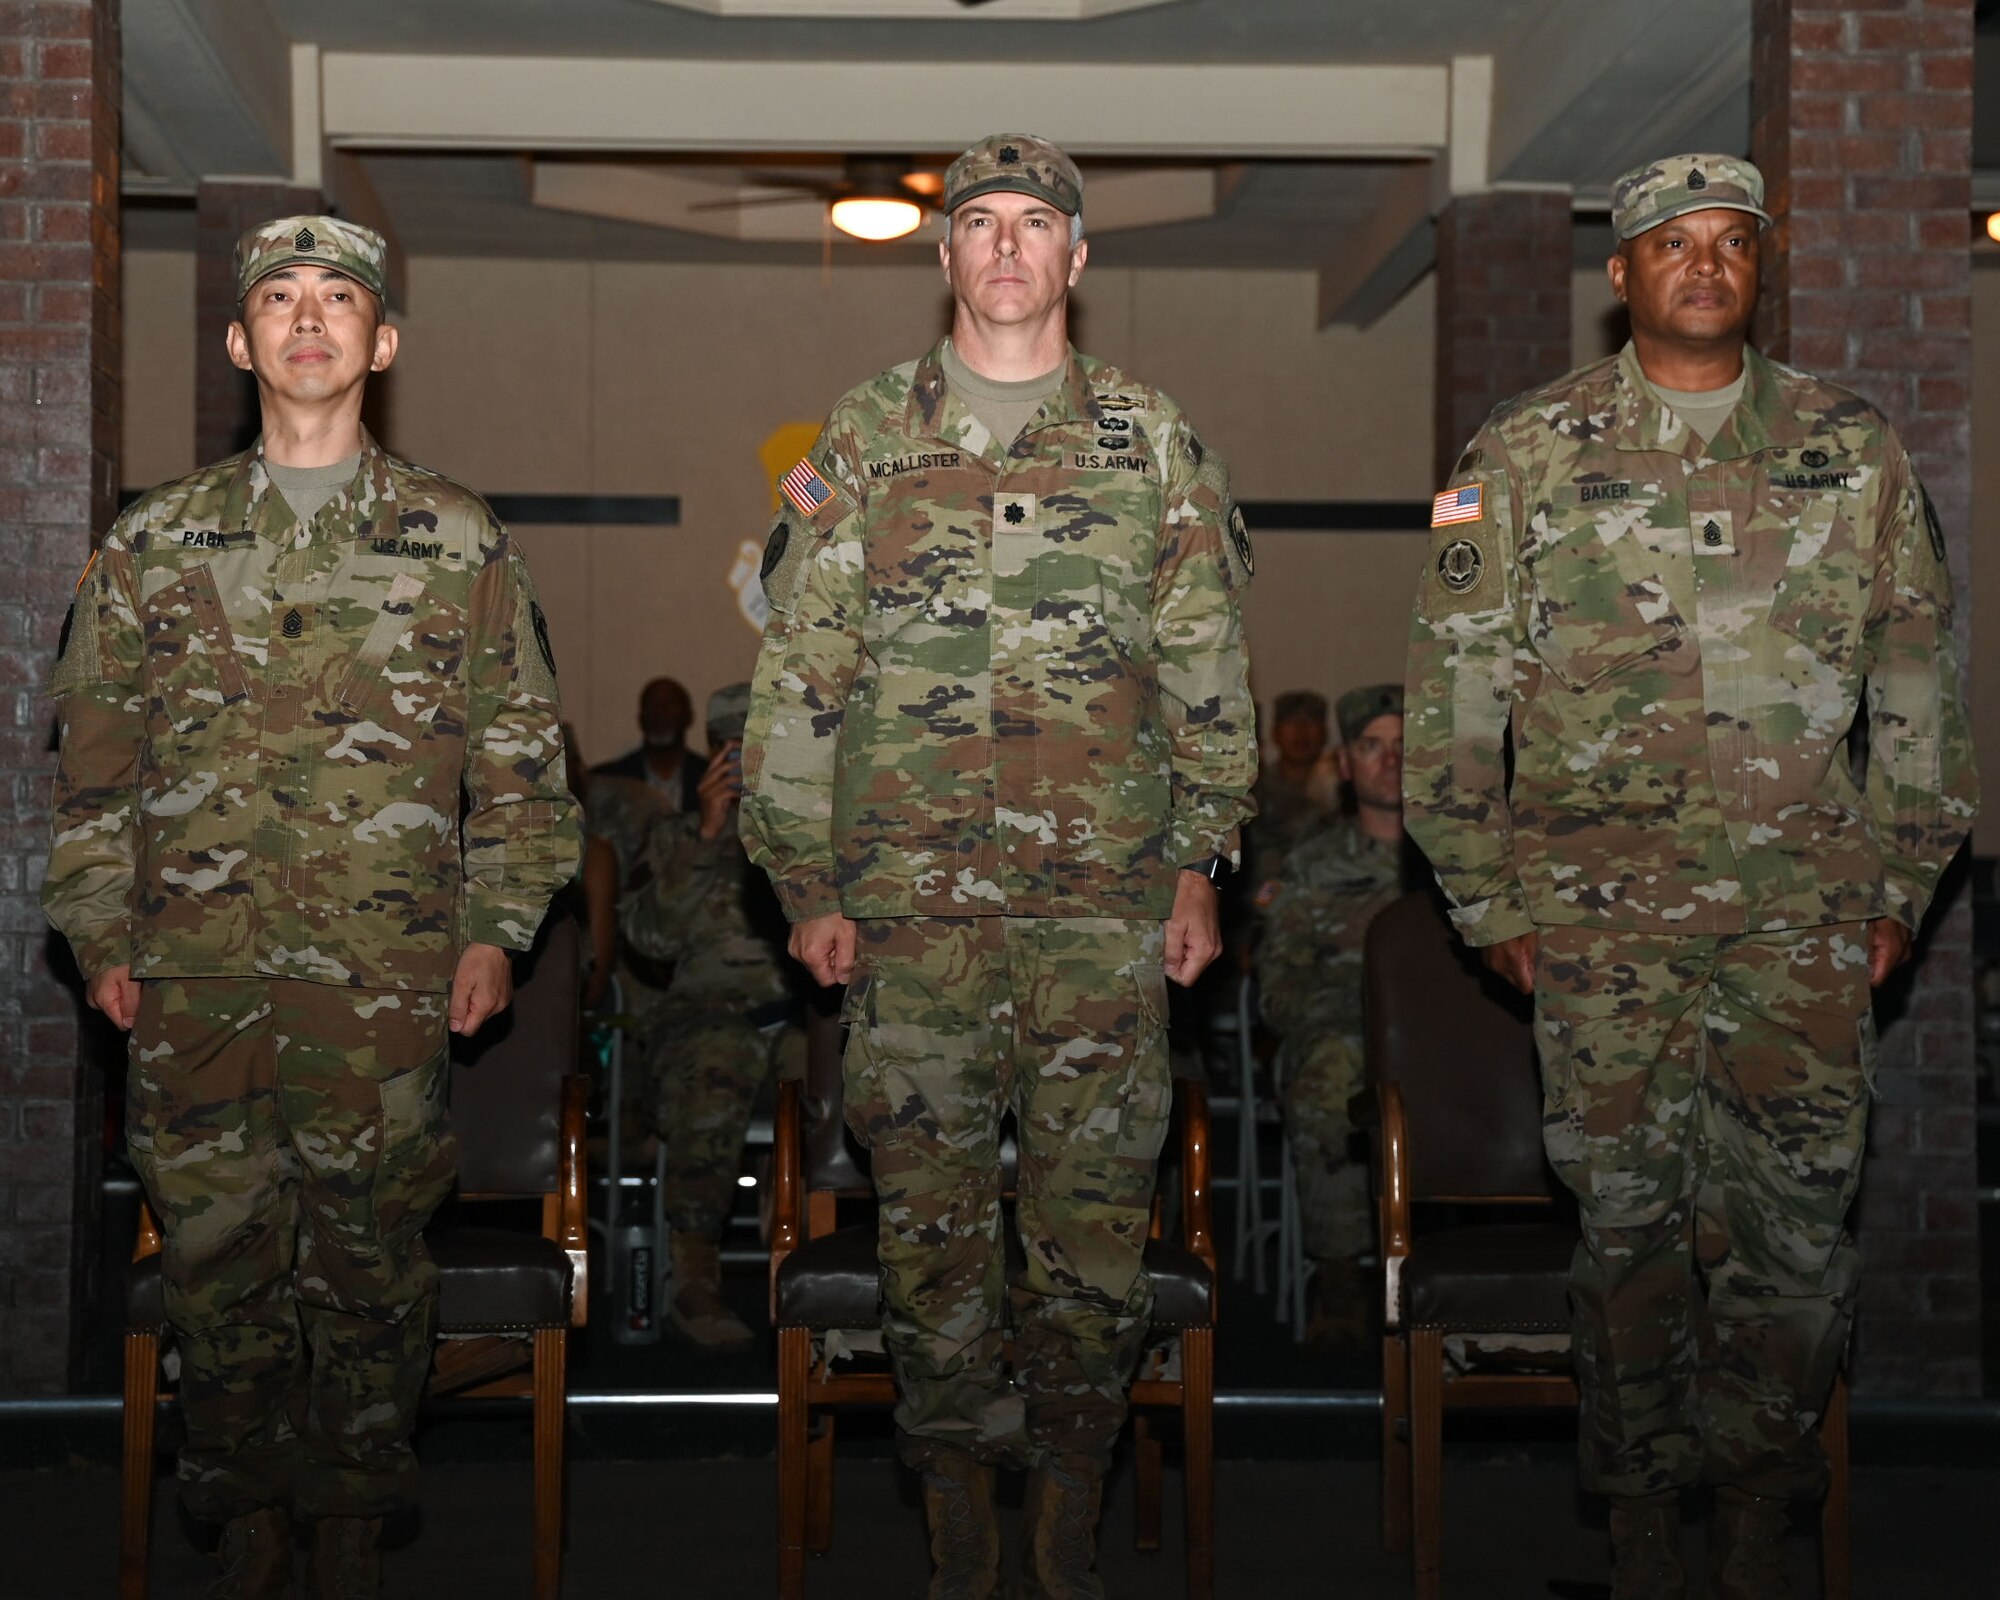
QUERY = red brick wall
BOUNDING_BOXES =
[195,180,319,467]
[0,0,120,1394]
[1754,0,1980,1395]
[1433,190,1574,481]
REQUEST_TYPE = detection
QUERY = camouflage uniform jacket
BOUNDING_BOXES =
[621,811,797,1017]
[1405,344,1977,947]
[1254,817,1403,1046]
[42,434,581,991]
[742,341,1256,922]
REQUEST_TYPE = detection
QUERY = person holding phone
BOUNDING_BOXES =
[620,683,803,1348]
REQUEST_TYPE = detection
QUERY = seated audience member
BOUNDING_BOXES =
[621,684,804,1348]
[582,676,702,1127]
[1255,684,1414,1347]
[1248,689,1339,912]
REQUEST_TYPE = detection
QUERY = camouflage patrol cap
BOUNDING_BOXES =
[942,133,1084,217]
[706,682,753,742]
[1336,684,1403,745]
[1611,154,1772,241]
[235,214,389,302]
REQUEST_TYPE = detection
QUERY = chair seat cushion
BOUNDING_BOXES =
[774,1226,1214,1332]
[432,1227,573,1332]
[1142,1239,1214,1329]
[124,1227,572,1335]
[127,1254,164,1333]
[1400,1223,1574,1332]
[775,1224,879,1329]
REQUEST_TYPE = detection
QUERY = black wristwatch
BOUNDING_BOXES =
[1181,855,1231,887]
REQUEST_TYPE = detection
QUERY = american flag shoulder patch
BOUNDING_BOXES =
[1431,483,1483,527]
[780,459,835,518]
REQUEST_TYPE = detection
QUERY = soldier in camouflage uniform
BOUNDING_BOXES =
[741,134,1255,1600]
[1245,689,1339,910]
[1403,156,1976,1599]
[41,217,580,1600]
[621,682,801,1349]
[1254,684,1413,1347]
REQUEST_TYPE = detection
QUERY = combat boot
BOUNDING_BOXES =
[304,1516,382,1600]
[1021,1454,1107,1600]
[1607,1492,1686,1600]
[666,1233,756,1350]
[918,1451,1000,1600]
[1707,1486,1794,1600]
[1303,1258,1372,1351]
[209,1506,293,1600]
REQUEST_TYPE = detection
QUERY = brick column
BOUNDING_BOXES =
[1753,0,1980,1396]
[1433,189,1574,480]
[195,180,319,465]
[0,0,120,1394]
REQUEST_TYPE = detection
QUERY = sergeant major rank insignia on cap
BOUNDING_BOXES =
[295,225,316,252]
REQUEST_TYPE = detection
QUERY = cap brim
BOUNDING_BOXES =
[239,257,385,300]
[1621,198,1773,240]
[944,176,1079,216]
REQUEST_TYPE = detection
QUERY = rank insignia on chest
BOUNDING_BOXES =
[1431,484,1483,527]
[996,493,1038,530]
[779,459,835,518]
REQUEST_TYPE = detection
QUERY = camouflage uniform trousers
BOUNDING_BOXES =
[844,915,1170,1473]
[127,976,456,1522]
[1277,1032,1373,1265]
[1535,922,1872,1501]
[651,1005,782,1238]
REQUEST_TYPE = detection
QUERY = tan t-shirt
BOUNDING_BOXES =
[266,452,362,528]
[940,340,1065,450]
[1650,371,1747,446]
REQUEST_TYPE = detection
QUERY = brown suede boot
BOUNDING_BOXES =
[918,1452,1000,1600]
[209,1507,293,1600]
[1707,1486,1794,1600]
[666,1233,756,1350]
[1608,1492,1686,1600]
[1303,1258,1371,1351]
[1021,1455,1106,1600]
[304,1516,382,1600]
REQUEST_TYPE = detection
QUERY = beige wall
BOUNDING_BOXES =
[121,249,196,489]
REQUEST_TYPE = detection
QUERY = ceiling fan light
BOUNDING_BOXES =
[830,195,925,241]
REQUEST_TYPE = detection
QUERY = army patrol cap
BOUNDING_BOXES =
[706,682,754,742]
[942,133,1084,217]
[1336,684,1403,745]
[1611,154,1772,241]
[235,214,389,303]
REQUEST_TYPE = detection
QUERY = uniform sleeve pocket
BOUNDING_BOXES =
[142,563,248,716]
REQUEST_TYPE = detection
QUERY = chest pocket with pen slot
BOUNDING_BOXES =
[336,572,429,713]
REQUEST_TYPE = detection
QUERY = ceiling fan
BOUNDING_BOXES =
[689,156,946,240]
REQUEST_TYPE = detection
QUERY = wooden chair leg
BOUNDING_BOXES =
[1134,1411,1163,1552]
[777,1326,811,1600]
[531,1326,568,1600]
[1409,1327,1444,1600]
[1180,1327,1215,1600]
[805,1413,836,1555]
[121,1331,160,1600]
[1820,1369,1851,1600]
[1380,1332,1411,1556]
